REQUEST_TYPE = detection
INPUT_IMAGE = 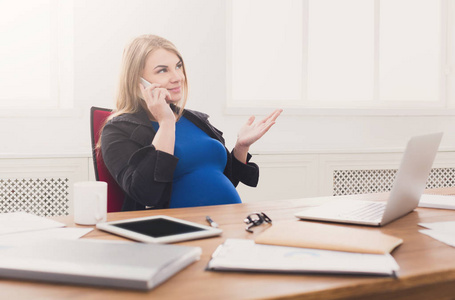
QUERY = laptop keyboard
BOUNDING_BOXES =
[338,202,385,222]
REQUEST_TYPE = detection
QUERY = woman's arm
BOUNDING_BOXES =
[233,109,283,163]
[226,151,259,188]
[101,120,178,208]
[139,83,176,155]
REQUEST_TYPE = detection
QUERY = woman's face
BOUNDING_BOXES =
[142,48,185,103]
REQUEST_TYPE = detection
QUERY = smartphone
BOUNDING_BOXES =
[139,77,171,103]
[140,77,152,88]
[139,77,152,100]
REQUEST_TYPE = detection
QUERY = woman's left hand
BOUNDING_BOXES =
[234,109,282,162]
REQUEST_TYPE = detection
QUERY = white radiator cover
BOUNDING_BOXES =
[0,178,70,217]
[333,168,455,196]
[0,157,91,217]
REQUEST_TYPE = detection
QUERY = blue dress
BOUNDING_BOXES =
[152,116,242,208]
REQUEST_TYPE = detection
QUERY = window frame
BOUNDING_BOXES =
[226,0,454,116]
[0,0,75,116]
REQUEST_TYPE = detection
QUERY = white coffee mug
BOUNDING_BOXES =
[73,181,107,225]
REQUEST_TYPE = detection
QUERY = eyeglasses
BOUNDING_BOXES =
[244,212,272,233]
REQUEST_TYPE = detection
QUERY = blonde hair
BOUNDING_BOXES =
[112,34,187,120]
[96,35,188,150]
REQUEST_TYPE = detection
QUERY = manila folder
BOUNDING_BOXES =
[255,221,402,254]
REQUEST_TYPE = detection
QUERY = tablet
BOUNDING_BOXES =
[96,215,222,244]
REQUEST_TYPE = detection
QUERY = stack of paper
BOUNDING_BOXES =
[208,221,403,276]
[0,211,65,235]
[208,239,399,276]
[419,221,455,247]
[418,194,455,210]
[0,212,91,242]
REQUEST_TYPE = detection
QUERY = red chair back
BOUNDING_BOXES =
[90,107,124,212]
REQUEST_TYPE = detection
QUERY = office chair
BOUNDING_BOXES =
[90,106,124,212]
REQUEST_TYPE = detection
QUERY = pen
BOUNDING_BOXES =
[206,216,218,228]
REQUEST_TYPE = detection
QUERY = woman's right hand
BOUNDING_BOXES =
[139,83,176,124]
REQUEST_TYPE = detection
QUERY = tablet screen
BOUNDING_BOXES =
[112,218,206,238]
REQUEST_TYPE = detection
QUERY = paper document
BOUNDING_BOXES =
[419,221,455,248]
[419,221,455,232]
[0,212,65,235]
[418,194,455,210]
[0,228,93,245]
[207,239,399,276]
[420,230,455,247]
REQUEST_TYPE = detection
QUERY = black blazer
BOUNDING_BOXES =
[101,106,259,211]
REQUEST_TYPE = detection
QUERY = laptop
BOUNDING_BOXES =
[295,132,443,226]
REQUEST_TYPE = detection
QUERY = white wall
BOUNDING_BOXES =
[0,0,227,155]
[1,0,455,205]
[1,0,455,155]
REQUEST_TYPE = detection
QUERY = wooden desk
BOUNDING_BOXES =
[3,189,455,300]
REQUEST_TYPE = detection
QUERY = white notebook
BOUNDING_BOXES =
[0,239,201,290]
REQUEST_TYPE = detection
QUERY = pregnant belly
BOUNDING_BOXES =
[170,170,241,208]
